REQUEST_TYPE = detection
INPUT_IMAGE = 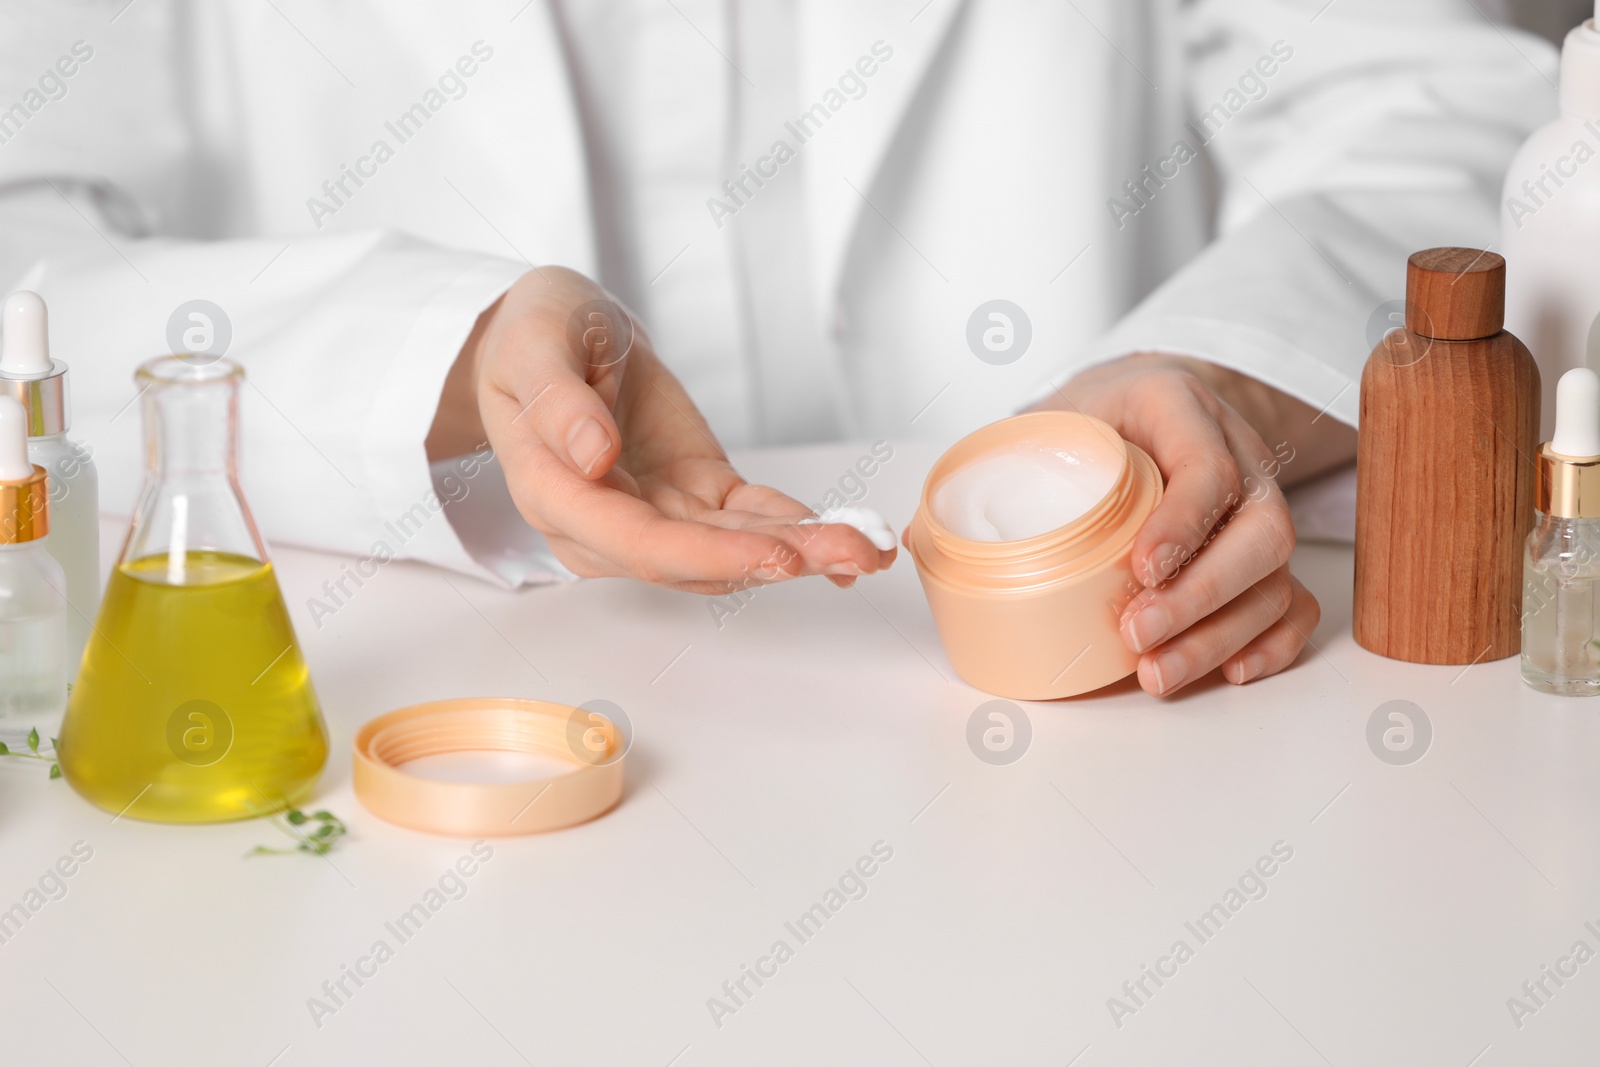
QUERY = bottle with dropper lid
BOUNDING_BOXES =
[0,394,69,729]
[1,291,100,674]
[1522,367,1600,694]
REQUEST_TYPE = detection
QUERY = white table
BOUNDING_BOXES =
[1,442,1593,1067]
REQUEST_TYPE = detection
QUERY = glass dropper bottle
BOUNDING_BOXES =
[0,395,68,731]
[1522,367,1600,694]
[59,356,327,822]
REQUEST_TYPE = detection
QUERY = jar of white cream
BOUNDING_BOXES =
[907,411,1163,699]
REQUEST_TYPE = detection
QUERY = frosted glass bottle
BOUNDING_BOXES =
[0,396,68,731]
[1,292,99,674]
[28,431,97,670]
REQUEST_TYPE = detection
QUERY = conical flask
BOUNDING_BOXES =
[59,356,327,823]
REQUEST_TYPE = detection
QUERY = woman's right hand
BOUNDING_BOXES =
[427,267,895,594]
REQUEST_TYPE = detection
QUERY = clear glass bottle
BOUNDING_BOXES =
[0,396,68,731]
[58,357,327,822]
[1522,513,1600,694]
[1523,367,1600,695]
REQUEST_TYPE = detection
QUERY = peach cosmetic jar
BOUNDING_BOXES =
[907,411,1164,699]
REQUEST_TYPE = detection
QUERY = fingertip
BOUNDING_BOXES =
[565,415,617,479]
[1139,650,1188,697]
[1136,659,1164,697]
[1226,653,1267,685]
[786,522,884,578]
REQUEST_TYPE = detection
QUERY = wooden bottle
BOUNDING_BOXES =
[1353,248,1540,664]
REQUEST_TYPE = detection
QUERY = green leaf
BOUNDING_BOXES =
[48,764,61,779]
[249,806,348,859]
[26,728,39,753]
[49,737,58,750]
[0,742,9,755]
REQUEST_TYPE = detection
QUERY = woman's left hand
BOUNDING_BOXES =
[1039,353,1335,696]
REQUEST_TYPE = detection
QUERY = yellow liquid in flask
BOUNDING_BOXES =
[59,551,328,823]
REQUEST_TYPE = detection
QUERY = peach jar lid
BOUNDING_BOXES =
[353,698,627,837]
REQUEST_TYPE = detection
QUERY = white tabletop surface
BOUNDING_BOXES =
[1,442,1595,1067]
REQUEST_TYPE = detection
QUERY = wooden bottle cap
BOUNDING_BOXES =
[1405,248,1506,341]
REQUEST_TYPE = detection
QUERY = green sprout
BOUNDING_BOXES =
[0,728,61,779]
[247,808,348,857]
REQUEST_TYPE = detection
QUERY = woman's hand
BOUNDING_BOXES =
[428,267,894,594]
[1041,353,1355,696]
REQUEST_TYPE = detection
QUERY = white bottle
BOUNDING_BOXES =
[0,396,68,731]
[1,291,99,674]
[1503,2,1600,440]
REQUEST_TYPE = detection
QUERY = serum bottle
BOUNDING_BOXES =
[1523,368,1600,694]
[1,291,99,673]
[0,395,69,730]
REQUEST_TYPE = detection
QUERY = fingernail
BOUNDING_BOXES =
[829,575,857,589]
[566,418,611,476]
[1122,602,1171,653]
[1232,653,1267,685]
[1146,544,1184,586]
[1150,651,1187,695]
[825,561,862,577]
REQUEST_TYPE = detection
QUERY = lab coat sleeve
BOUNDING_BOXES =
[0,185,571,589]
[0,13,590,592]
[1064,0,1559,430]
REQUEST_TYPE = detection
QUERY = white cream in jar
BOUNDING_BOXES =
[931,443,1119,542]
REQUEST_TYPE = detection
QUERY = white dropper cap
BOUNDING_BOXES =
[1,291,51,377]
[1553,368,1600,458]
[0,396,33,481]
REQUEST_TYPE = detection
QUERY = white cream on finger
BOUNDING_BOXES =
[799,506,897,551]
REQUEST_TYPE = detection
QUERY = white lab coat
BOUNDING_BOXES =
[0,0,1558,584]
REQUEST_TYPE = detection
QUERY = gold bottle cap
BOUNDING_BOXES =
[1536,443,1600,519]
[0,464,49,544]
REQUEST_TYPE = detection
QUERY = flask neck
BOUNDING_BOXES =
[141,360,240,477]
[121,357,266,575]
